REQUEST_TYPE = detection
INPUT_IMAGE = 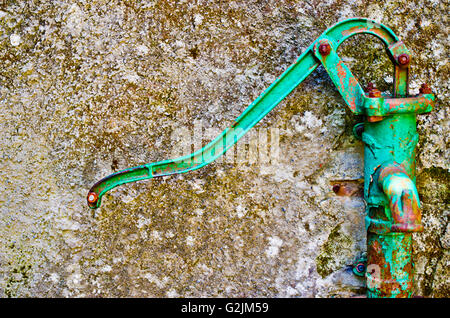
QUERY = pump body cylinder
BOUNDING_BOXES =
[363,113,420,298]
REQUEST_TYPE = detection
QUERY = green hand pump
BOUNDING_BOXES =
[86,18,435,298]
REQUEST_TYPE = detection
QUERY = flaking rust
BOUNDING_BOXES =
[86,18,435,298]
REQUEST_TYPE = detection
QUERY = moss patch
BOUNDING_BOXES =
[316,223,353,278]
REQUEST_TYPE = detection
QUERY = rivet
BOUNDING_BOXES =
[332,184,341,193]
[398,53,410,66]
[87,192,98,204]
[319,43,331,56]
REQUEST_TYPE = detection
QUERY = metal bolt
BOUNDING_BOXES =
[332,184,341,194]
[419,83,432,94]
[355,124,364,137]
[365,83,381,98]
[368,88,381,98]
[398,53,410,66]
[356,263,366,273]
[318,43,331,56]
[87,192,98,204]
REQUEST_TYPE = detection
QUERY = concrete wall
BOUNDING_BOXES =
[0,0,448,297]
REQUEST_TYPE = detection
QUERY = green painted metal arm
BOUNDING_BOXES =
[87,48,318,208]
[87,18,432,209]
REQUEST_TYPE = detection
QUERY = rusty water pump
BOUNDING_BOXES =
[86,18,434,298]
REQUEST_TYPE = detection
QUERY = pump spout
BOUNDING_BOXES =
[378,162,423,233]
[364,161,423,298]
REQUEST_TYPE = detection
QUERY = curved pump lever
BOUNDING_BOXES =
[87,18,434,209]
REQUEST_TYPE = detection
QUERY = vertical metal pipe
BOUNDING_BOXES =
[363,114,420,297]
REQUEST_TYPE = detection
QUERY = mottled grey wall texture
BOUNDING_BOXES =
[0,0,448,297]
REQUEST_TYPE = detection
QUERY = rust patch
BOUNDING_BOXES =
[367,234,412,297]
[367,116,384,122]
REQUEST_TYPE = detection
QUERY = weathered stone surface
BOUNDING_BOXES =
[0,0,448,297]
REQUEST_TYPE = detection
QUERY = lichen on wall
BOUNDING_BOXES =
[0,0,448,297]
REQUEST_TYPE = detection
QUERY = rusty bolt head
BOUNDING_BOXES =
[368,88,381,98]
[87,192,98,204]
[398,53,410,66]
[318,43,331,56]
[419,83,432,94]
[332,184,341,194]
[365,83,381,98]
